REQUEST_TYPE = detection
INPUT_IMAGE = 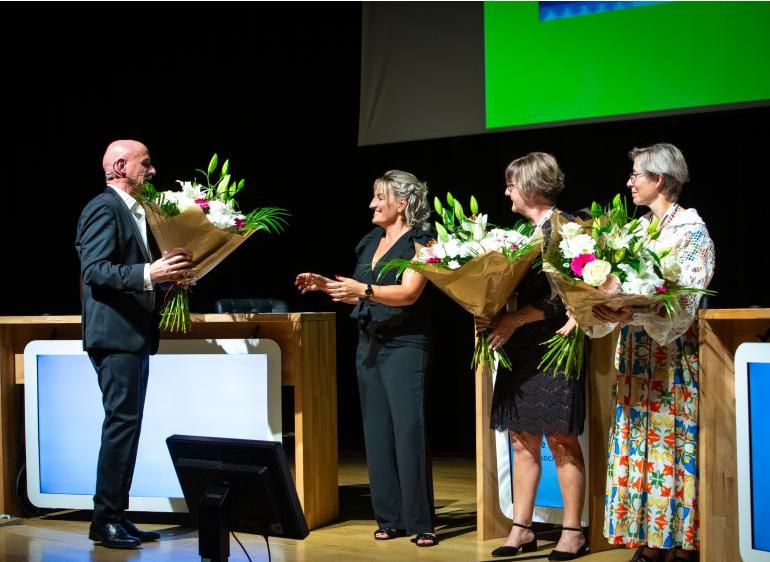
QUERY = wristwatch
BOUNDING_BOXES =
[363,283,374,300]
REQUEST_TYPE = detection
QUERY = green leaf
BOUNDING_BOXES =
[222,159,230,177]
[435,221,449,243]
[446,192,454,207]
[590,201,602,218]
[207,154,219,177]
[470,195,479,215]
[612,193,622,210]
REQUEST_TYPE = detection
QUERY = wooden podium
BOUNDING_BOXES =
[475,308,770,561]
[699,308,770,562]
[0,312,337,530]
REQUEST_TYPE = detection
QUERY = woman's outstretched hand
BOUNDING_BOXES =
[295,272,332,294]
[326,275,366,303]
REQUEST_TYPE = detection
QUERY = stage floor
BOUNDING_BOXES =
[0,457,631,561]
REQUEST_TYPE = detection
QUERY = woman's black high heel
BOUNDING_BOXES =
[491,522,538,557]
[547,526,590,560]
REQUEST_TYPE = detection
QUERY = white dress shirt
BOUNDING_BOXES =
[108,185,154,291]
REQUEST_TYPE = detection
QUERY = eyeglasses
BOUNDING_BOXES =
[628,172,647,182]
[505,182,517,192]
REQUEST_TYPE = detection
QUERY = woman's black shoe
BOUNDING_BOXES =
[88,521,140,549]
[373,527,407,540]
[491,522,538,557]
[412,532,439,547]
[548,526,589,560]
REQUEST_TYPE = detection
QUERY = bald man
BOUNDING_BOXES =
[76,140,191,549]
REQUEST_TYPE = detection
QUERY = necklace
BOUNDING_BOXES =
[659,202,679,229]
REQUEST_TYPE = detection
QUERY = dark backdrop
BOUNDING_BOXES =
[4,3,768,458]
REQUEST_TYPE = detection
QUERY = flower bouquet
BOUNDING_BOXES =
[140,154,289,332]
[540,194,714,377]
[380,193,539,372]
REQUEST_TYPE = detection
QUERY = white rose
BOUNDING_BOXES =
[447,259,461,270]
[560,222,583,240]
[581,259,612,287]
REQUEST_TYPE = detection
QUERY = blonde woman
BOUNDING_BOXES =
[296,170,438,547]
[480,153,587,560]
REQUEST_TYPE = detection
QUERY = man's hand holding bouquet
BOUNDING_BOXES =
[140,154,289,332]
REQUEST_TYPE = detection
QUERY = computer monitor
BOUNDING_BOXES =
[24,338,281,512]
[736,342,770,562]
[167,435,308,561]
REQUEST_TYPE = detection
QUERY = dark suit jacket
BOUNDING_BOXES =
[76,187,160,354]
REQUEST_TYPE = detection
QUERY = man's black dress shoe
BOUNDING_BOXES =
[88,521,140,549]
[121,517,161,542]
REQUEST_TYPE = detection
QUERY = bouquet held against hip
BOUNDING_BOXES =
[539,194,714,378]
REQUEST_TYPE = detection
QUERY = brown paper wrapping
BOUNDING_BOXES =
[417,243,540,321]
[144,202,255,281]
[542,264,657,326]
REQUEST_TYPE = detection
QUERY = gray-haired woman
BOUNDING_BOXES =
[295,170,438,547]
[592,143,715,562]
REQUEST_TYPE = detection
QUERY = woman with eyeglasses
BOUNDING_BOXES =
[478,152,588,560]
[591,143,715,562]
[295,170,438,548]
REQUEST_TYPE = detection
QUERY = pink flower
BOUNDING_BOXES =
[510,244,518,251]
[234,217,246,229]
[655,285,668,294]
[195,198,210,210]
[570,253,596,277]
[425,257,440,264]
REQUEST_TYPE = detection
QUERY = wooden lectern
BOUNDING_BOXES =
[0,312,337,530]
[476,308,770,562]
[699,308,770,562]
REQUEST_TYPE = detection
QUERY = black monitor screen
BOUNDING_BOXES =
[167,435,309,540]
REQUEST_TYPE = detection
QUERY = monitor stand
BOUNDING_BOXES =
[199,483,231,562]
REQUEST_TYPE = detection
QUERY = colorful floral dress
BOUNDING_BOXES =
[594,206,715,550]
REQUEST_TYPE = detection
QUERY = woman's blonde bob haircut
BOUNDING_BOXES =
[505,152,565,203]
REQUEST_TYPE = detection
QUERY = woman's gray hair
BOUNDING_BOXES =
[505,152,565,203]
[629,143,689,201]
[374,170,431,230]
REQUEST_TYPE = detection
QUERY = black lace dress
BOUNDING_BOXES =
[489,220,585,436]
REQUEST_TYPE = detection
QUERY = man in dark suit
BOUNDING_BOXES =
[76,140,191,549]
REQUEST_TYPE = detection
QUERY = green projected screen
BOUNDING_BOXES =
[484,2,770,130]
